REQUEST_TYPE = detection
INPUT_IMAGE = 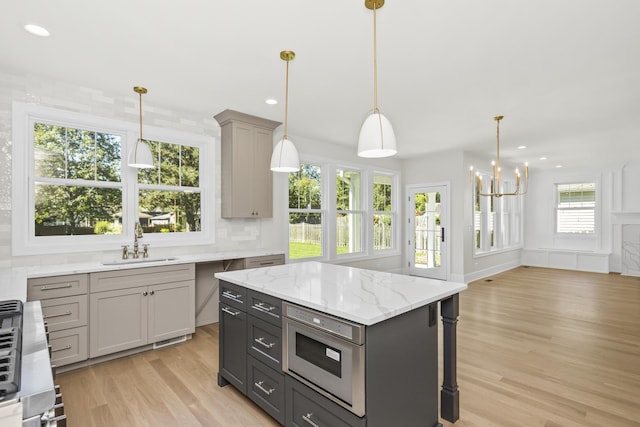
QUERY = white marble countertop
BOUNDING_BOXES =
[215,261,467,325]
[0,249,283,302]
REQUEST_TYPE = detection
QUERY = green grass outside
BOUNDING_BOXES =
[290,242,350,259]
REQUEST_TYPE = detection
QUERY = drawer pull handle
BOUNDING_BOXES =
[302,413,320,427]
[222,290,243,301]
[254,337,275,349]
[254,381,275,396]
[221,307,240,317]
[52,344,72,353]
[259,261,274,266]
[252,302,276,313]
[44,311,73,319]
[41,283,73,291]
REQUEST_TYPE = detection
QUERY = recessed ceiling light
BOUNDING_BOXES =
[539,156,547,160]
[555,164,563,168]
[517,145,527,150]
[265,98,278,105]
[24,24,50,37]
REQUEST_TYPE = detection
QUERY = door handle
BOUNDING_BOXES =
[441,227,445,243]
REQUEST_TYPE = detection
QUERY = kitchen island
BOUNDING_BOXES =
[215,261,467,427]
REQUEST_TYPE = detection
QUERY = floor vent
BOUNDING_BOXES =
[153,335,187,350]
[485,279,493,282]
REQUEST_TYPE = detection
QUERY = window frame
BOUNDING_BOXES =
[553,179,599,237]
[287,156,400,263]
[472,168,523,256]
[12,102,214,256]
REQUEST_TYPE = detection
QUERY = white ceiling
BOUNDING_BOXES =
[3,0,640,171]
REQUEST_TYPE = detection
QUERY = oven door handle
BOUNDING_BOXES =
[302,413,320,427]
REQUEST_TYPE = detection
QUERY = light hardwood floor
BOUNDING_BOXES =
[57,266,640,426]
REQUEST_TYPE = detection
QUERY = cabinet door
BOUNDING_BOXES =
[230,122,255,217]
[219,304,247,394]
[90,286,148,358]
[251,126,273,218]
[148,280,195,343]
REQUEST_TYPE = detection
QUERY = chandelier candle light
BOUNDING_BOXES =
[270,50,300,172]
[357,0,397,158]
[469,115,528,197]
[128,86,155,169]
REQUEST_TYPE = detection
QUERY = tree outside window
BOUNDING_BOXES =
[288,164,322,259]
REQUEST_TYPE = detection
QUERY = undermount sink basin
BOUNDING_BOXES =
[102,257,179,266]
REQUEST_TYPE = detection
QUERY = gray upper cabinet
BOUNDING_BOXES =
[214,109,281,219]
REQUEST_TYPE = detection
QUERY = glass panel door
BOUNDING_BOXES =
[408,185,447,280]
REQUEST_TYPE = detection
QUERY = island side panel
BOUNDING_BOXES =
[441,293,460,422]
[365,302,440,427]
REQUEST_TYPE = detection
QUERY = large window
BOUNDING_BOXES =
[473,172,522,254]
[12,102,213,255]
[336,168,362,255]
[288,164,323,260]
[373,174,394,251]
[287,161,398,262]
[555,182,596,234]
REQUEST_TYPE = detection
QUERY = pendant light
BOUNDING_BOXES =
[469,116,529,197]
[128,86,155,169]
[357,0,397,158]
[270,50,300,172]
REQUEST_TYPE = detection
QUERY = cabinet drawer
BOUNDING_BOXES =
[49,326,88,367]
[41,295,88,332]
[219,280,247,311]
[286,376,366,427]
[27,274,88,300]
[244,254,284,269]
[90,263,195,293]
[247,315,282,370]
[247,355,285,425]
[247,290,281,327]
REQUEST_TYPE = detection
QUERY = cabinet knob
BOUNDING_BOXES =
[150,290,155,296]
[143,291,148,296]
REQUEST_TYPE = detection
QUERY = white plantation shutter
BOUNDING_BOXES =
[556,183,596,234]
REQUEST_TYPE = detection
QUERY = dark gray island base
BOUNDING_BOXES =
[217,279,461,427]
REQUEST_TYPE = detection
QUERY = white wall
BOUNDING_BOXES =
[0,71,276,268]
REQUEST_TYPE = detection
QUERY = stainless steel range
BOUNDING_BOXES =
[0,299,62,427]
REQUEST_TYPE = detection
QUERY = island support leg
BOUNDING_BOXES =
[441,294,460,422]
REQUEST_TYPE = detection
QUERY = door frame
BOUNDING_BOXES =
[406,182,451,280]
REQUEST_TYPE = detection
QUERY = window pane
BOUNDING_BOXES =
[556,182,596,234]
[35,183,122,236]
[373,214,392,250]
[557,209,595,234]
[337,213,362,254]
[373,175,392,211]
[138,190,201,233]
[137,141,200,187]
[336,169,361,210]
[34,123,121,182]
[289,213,322,259]
[289,164,321,209]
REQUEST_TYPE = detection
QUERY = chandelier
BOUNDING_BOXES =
[470,115,528,197]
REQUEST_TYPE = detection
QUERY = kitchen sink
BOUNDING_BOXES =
[102,257,179,266]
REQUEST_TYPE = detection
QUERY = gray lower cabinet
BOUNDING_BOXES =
[247,355,285,424]
[218,281,286,423]
[27,273,89,367]
[90,264,196,358]
[285,375,366,427]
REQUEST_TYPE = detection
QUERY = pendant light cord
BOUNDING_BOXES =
[138,91,143,141]
[284,57,290,139]
[373,2,378,112]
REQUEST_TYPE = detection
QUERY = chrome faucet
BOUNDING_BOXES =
[133,222,144,258]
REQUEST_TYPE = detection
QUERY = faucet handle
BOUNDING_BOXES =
[121,245,129,260]
[143,244,150,258]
